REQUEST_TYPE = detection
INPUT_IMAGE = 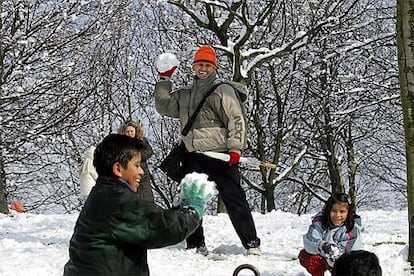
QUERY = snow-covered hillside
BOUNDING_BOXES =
[0,209,411,275]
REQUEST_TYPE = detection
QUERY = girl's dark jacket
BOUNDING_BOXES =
[63,176,200,276]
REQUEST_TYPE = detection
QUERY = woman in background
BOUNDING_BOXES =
[118,120,155,202]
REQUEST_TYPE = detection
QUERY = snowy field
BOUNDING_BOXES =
[0,209,411,276]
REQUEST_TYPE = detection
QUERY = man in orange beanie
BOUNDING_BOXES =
[192,45,217,68]
[154,45,261,256]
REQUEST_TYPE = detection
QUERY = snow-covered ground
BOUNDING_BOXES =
[0,209,411,276]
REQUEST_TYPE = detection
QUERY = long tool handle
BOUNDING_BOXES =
[198,151,276,169]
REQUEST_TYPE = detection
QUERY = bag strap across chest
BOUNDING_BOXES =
[181,83,220,136]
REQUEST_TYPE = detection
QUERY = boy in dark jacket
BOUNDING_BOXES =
[64,134,216,276]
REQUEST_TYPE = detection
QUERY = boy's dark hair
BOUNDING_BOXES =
[322,193,358,232]
[93,134,144,177]
[332,250,382,276]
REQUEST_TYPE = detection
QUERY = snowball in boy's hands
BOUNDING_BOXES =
[179,172,217,217]
[180,172,218,202]
[156,53,180,77]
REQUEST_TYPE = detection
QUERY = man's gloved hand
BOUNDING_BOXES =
[156,53,179,79]
[228,151,240,165]
[179,172,218,217]
[158,66,177,78]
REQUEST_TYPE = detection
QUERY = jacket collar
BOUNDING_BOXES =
[193,72,217,96]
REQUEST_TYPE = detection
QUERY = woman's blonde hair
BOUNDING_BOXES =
[118,120,144,139]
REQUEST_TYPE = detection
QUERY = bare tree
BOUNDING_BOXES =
[161,0,401,213]
[396,0,414,265]
[0,0,137,213]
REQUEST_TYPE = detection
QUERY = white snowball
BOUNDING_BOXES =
[156,53,180,72]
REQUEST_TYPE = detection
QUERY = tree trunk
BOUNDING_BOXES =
[265,186,276,212]
[320,61,344,193]
[0,156,9,214]
[396,0,414,265]
[345,122,357,206]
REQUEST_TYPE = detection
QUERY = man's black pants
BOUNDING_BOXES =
[183,152,260,249]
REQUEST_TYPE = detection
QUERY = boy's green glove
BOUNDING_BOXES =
[179,172,218,217]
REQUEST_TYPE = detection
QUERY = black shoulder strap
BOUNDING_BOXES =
[181,83,220,136]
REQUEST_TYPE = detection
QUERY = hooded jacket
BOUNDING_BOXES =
[154,72,248,154]
[303,211,363,266]
[79,146,98,200]
[64,176,200,276]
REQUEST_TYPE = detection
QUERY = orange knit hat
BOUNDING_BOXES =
[193,46,217,68]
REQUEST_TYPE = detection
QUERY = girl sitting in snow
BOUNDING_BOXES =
[298,193,363,276]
